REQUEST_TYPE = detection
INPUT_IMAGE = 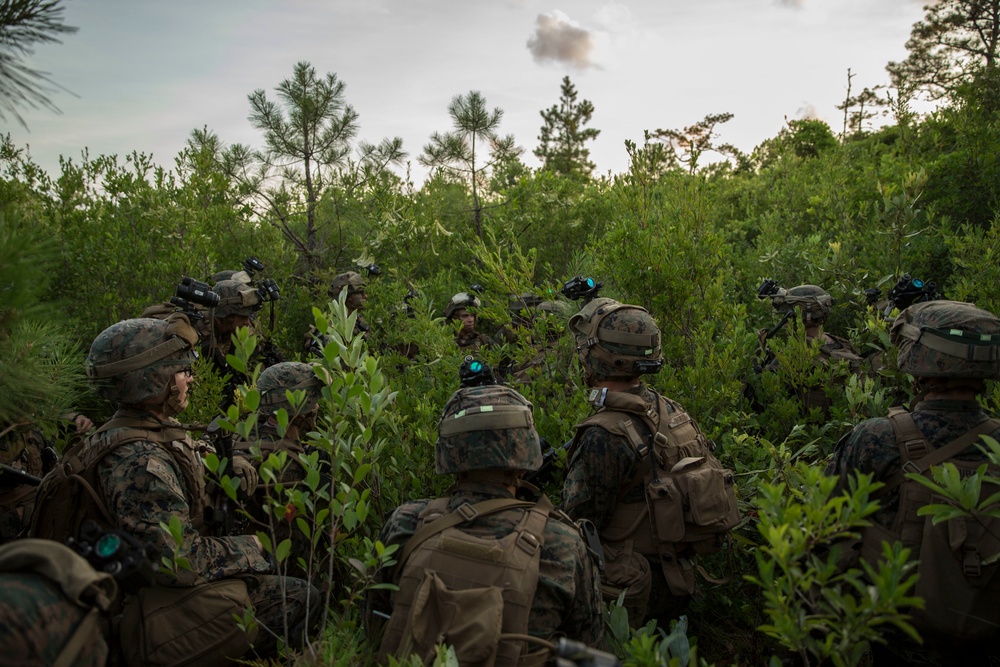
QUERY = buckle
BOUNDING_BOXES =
[964,549,982,578]
[456,503,478,522]
[516,530,540,555]
[900,459,922,475]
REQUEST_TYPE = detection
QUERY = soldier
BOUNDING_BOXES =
[444,291,492,351]
[29,315,318,662]
[561,298,739,627]
[367,384,603,665]
[749,283,863,415]
[305,271,370,355]
[234,362,327,583]
[826,300,1000,664]
[1,414,92,545]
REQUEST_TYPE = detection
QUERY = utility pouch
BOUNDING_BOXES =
[646,476,685,543]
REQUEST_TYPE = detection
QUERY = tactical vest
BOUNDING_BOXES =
[573,390,740,596]
[860,408,1000,642]
[378,496,554,667]
[30,411,203,542]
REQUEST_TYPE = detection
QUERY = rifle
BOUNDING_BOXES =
[0,462,41,486]
[202,418,248,537]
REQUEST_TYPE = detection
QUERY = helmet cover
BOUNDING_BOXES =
[258,362,324,415]
[770,284,833,323]
[569,298,662,380]
[87,315,198,404]
[213,279,262,318]
[444,292,481,320]
[891,300,1000,378]
[330,272,366,297]
[435,385,542,474]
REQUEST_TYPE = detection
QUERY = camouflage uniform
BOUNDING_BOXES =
[0,573,107,666]
[561,384,687,620]
[370,480,604,647]
[824,301,1000,664]
[0,537,119,667]
[0,426,51,544]
[41,317,317,659]
[826,399,1000,526]
[455,329,493,351]
[235,362,327,584]
[95,409,317,655]
[305,271,370,355]
[368,384,603,663]
[750,284,863,415]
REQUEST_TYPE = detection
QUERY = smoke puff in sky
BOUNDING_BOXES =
[527,12,597,69]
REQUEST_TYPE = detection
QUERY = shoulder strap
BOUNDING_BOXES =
[879,413,1000,496]
[396,497,541,572]
[52,608,101,667]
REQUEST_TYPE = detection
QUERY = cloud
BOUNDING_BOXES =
[795,103,819,120]
[527,11,596,69]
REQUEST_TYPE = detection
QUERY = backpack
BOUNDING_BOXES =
[860,408,1000,643]
[29,414,189,542]
[574,389,741,597]
[378,496,554,667]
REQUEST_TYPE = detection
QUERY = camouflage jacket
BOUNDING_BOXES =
[455,330,492,351]
[95,409,270,586]
[368,480,604,648]
[561,384,659,532]
[825,399,1000,526]
[1,426,52,543]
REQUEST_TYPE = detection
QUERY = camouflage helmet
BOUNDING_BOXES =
[213,279,262,319]
[435,385,542,474]
[87,315,198,404]
[770,285,834,323]
[444,292,481,320]
[891,300,1000,379]
[569,298,662,380]
[210,269,252,286]
[330,271,366,297]
[258,362,324,415]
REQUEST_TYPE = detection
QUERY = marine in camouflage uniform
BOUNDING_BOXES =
[749,284,863,416]
[561,299,699,625]
[825,301,1000,665]
[445,291,492,352]
[0,426,52,544]
[368,384,603,664]
[305,271,371,355]
[41,315,319,659]
[234,362,327,584]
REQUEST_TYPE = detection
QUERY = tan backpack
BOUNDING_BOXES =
[574,389,741,598]
[860,409,1000,643]
[378,496,554,667]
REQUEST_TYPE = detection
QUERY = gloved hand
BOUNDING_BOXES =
[231,456,260,495]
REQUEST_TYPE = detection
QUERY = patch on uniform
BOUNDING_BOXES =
[145,457,176,484]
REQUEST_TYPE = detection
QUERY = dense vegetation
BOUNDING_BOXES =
[4,2,1000,664]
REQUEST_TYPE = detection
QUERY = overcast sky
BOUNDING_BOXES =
[4,0,926,184]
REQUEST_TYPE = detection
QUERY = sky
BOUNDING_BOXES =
[4,0,928,184]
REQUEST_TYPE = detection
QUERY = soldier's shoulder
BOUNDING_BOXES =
[380,499,433,541]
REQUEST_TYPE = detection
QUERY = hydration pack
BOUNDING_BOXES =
[573,389,740,598]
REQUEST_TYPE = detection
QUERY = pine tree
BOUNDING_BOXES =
[534,76,600,179]
[420,90,520,239]
[887,0,1000,101]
